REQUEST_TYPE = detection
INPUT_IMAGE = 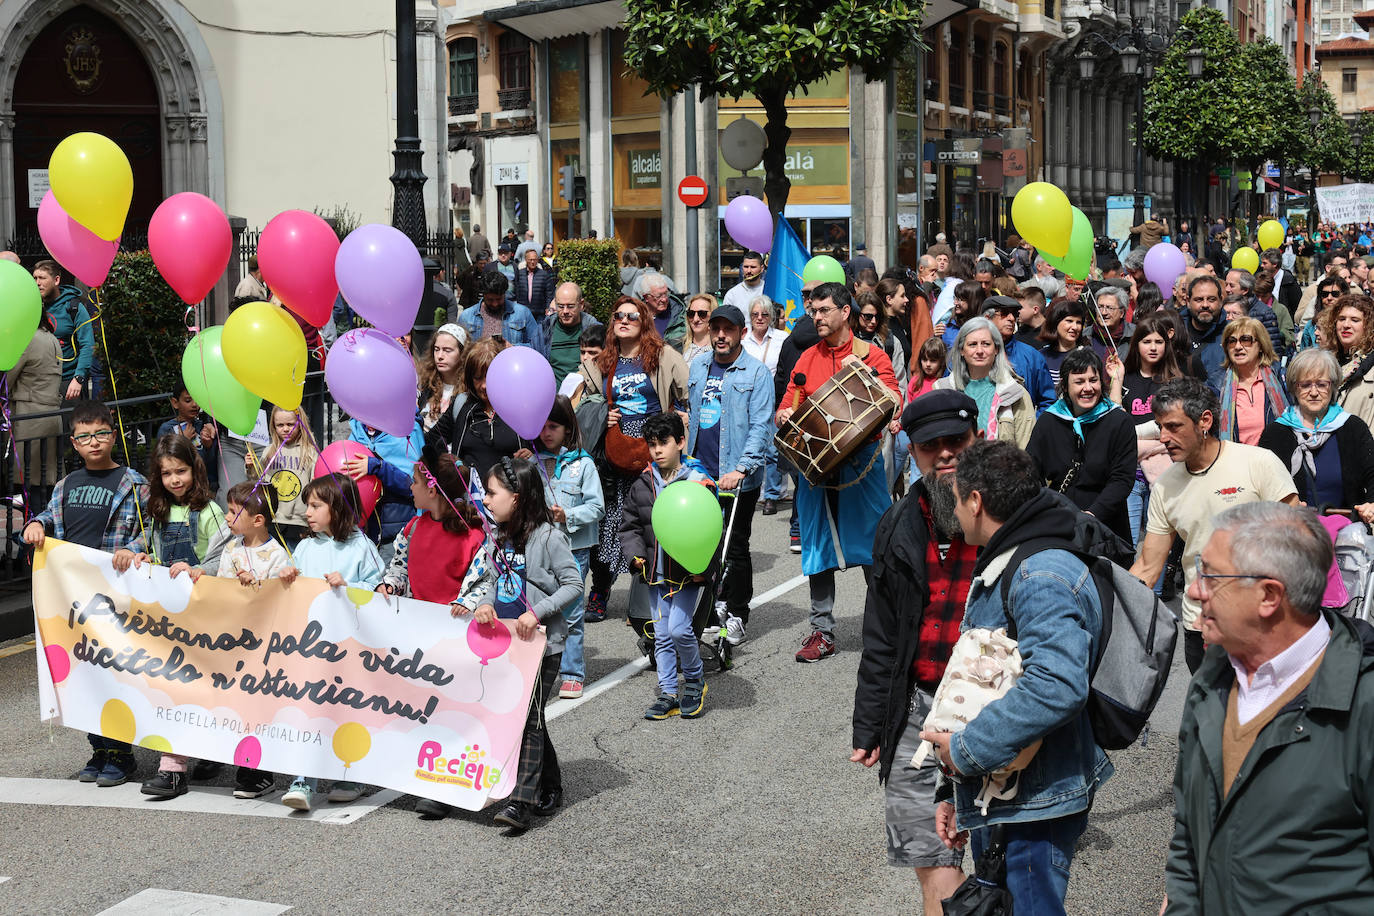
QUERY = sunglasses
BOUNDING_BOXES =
[859,312,879,321]
[613,311,642,322]
[687,309,711,319]
[1321,289,1341,297]
[1228,335,1258,347]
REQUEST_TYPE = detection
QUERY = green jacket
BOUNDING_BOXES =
[1165,612,1374,915]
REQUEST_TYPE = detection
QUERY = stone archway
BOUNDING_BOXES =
[0,0,224,242]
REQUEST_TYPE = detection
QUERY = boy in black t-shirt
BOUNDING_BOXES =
[25,400,150,787]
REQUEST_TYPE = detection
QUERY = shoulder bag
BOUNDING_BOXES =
[604,358,651,475]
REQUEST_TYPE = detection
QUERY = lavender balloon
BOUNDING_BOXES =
[324,329,419,437]
[1142,243,1186,292]
[334,224,425,336]
[723,195,773,254]
[486,346,556,440]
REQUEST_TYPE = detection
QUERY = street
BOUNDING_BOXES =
[0,505,1184,915]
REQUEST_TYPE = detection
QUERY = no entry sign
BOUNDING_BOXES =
[677,175,709,207]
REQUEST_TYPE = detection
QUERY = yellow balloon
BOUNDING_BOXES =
[1012,182,1074,258]
[333,722,371,768]
[48,132,133,241]
[139,734,173,753]
[1257,220,1284,252]
[1231,247,1260,274]
[222,302,308,410]
[100,698,136,745]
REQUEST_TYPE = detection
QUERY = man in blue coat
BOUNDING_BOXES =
[512,248,555,317]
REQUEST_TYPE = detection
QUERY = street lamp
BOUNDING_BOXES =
[1308,99,1323,232]
[1354,122,1367,184]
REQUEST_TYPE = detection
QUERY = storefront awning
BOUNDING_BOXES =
[484,0,625,41]
[1263,177,1305,195]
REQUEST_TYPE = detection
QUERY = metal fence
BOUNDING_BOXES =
[233,229,466,283]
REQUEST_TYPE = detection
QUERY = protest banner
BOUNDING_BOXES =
[1315,183,1374,225]
[32,540,545,810]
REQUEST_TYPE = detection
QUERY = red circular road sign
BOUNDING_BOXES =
[677,175,709,207]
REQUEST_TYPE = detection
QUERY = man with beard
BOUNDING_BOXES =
[1181,275,1228,376]
[852,390,981,914]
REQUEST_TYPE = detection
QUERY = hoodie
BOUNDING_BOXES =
[46,285,94,382]
[349,419,424,542]
[618,457,719,585]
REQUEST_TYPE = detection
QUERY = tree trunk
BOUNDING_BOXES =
[758,85,792,224]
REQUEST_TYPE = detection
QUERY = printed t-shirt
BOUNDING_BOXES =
[695,361,726,479]
[62,466,126,549]
[611,356,661,417]
[493,547,528,619]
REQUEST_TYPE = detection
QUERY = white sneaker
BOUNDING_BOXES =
[725,614,746,646]
[327,781,364,803]
[282,780,313,810]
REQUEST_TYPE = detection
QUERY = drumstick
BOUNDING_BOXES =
[791,372,806,411]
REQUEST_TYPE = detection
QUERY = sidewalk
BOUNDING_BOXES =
[0,591,31,642]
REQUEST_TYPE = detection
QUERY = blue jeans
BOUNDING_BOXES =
[763,435,788,501]
[652,582,703,695]
[559,547,590,683]
[1127,476,1166,596]
[969,810,1088,916]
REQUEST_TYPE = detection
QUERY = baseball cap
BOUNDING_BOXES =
[900,390,979,442]
[709,304,747,327]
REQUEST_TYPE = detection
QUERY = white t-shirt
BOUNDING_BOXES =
[742,327,788,376]
[722,279,767,311]
[1146,440,1297,629]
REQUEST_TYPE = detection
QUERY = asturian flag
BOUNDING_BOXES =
[762,216,809,330]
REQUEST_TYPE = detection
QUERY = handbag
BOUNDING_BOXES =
[941,825,1014,916]
[603,359,651,475]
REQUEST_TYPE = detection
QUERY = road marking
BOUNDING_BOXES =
[0,777,398,825]
[0,876,9,884]
[97,888,290,914]
[0,639,34,660]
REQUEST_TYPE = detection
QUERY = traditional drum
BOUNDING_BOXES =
[776,356,900,486]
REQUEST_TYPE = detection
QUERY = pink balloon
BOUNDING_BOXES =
[149,192,232,304]
[467,619,511,666]
[1142,243,1186,292]
[486,347,555,440]
[44,643,71,685]
[723,195,773,254]
[233,735,262,769]
[37,191,118,287]
[334,224,425,336]
[324,329,420,437]
[314,441,383,520]
[258,210,339,327]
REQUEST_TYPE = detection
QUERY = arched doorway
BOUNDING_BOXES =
[11,6,162,238]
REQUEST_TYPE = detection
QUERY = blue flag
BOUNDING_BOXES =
[762,216,808,330]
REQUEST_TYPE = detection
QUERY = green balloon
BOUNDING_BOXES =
[651,479,724,575]
[182,326,262,436]
[0,260,42,372]
[801,255,846,286]
[1040,207,1092,281]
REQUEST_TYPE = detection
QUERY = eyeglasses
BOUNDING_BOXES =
[801,289,815,301]
[612,311,642,322]
[1193,557,1275,597]
[1227,335,1258,347]
[1296,379,1333,392]
[859,312,879,322]
[1321,289,1341,298]
[72,430,114,444]
[811,304,843,317]
[687,309,711,319]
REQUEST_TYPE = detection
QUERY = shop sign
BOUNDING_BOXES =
[717,144,847,187]
[493,162,528,186]
[628,149,661,188]
[935,138,982,164]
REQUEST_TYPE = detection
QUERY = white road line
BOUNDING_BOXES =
[0,777,399,825]
[0,876,9,884]
[97,888,290,915]
[0,639,34,660]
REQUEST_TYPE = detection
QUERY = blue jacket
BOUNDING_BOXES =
[1003,336,1056,412]
[686,350,774,491]
[349,419,423,542]
[511,265,555,315]
[291,529,385,589]
[457,300,544,351]
[1181,310,1227,377]
[949,489,1113,829]
[539,446,605,552]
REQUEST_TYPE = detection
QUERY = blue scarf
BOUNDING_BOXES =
[1275,405,1349,480]
[1045,397,1120,443]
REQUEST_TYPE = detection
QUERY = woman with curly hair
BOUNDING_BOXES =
[1320,292,1374,431]
[416,324,467,431]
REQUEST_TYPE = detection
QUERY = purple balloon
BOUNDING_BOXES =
[334,224,425,336]
[723,195,773,254]
[324,329,419,437]
[486,346,555,440]
[1142,243,1186,292]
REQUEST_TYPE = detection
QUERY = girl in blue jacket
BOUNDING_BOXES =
[346,418,424,546]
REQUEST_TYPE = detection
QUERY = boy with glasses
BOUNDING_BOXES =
[23,400,150,787]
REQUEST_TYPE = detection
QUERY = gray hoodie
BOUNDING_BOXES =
[456,523,581,656]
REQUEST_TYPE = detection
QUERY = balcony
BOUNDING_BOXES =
[973,89,992,113]
[498,87,531,111]
[448,94,477,117]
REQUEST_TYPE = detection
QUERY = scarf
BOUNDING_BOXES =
[1216,364,1288,442]
[1044,396,1120,443]
[1274,405,1349,480]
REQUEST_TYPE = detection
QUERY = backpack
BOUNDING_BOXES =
[998,531,1177,751]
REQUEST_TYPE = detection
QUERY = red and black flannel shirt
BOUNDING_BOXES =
[912,496,978,693]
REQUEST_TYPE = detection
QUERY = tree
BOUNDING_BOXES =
[622,0,926,220]
[1349,111,1374,182]
[1233,39,1304,174]
[1142,8,1247,167]
[1295,72,1351,175]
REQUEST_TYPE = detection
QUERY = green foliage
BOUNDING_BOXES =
[96,251,190,423]
[1233,40,1304,170]
[1143,8,1246,166]
[1298,75,1354,174]
[1348,111,1374,181]
[314,205,361,241]
[555,239,622,324]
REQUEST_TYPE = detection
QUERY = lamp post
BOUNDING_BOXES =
[1355,122,1367,184]
[1077,0,1203,229]
[1308,99,1322,234]
[390,0,428,247]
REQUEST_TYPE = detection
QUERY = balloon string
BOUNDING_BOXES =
[56,303,103,367]
[295,415,387,583]
[0,376,35,555]
[94,287,151,556]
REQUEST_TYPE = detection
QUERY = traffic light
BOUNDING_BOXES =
[572,175,587,212]
[558,165,574,204]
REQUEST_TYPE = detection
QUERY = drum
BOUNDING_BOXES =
[775,356,900,487]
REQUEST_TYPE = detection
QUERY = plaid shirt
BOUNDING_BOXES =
[31,466,150,554]
[913,496,977,692]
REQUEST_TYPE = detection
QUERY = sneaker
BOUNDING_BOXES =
[795,631,836,663]
[644,692,681,720]
[327,781,365,803]
[95,753,137,787]
[190,759,223,781]
[415,797,453,820]
[233,774,276,799]
[724,614,746,646]
[78,748,106,782]
[282,780,314,811]
[680,678,708,719]
[761,499,778,516]
[558,680,584,699]
[789,535,801,554]
[140,770,189,799]
[585,590,607,622]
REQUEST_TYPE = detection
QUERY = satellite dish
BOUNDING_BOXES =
[721,117,766,172]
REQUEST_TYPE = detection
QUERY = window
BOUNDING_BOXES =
[448,38,476,97]
[1344,69,1358,93]
[498,32,530,91]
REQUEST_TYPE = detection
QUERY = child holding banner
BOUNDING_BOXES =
[458,457,582,832]
[113,435,231,578]
[23,400,151,788]
[278,474,386,811]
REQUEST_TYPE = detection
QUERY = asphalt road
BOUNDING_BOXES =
[0,498,1186,915]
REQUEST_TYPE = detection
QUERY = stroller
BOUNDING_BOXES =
[1320,508,1374,623]
[628,493,739,673]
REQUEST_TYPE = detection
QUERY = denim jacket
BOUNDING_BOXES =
[949,533,1113,829]
[685,350,774,491]
[456,299,545,351]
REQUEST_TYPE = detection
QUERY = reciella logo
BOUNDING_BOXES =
[415,739,502,790]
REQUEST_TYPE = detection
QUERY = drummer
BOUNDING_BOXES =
[776,282,901,663]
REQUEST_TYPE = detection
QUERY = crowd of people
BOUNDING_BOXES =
[11,212,1374,911]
